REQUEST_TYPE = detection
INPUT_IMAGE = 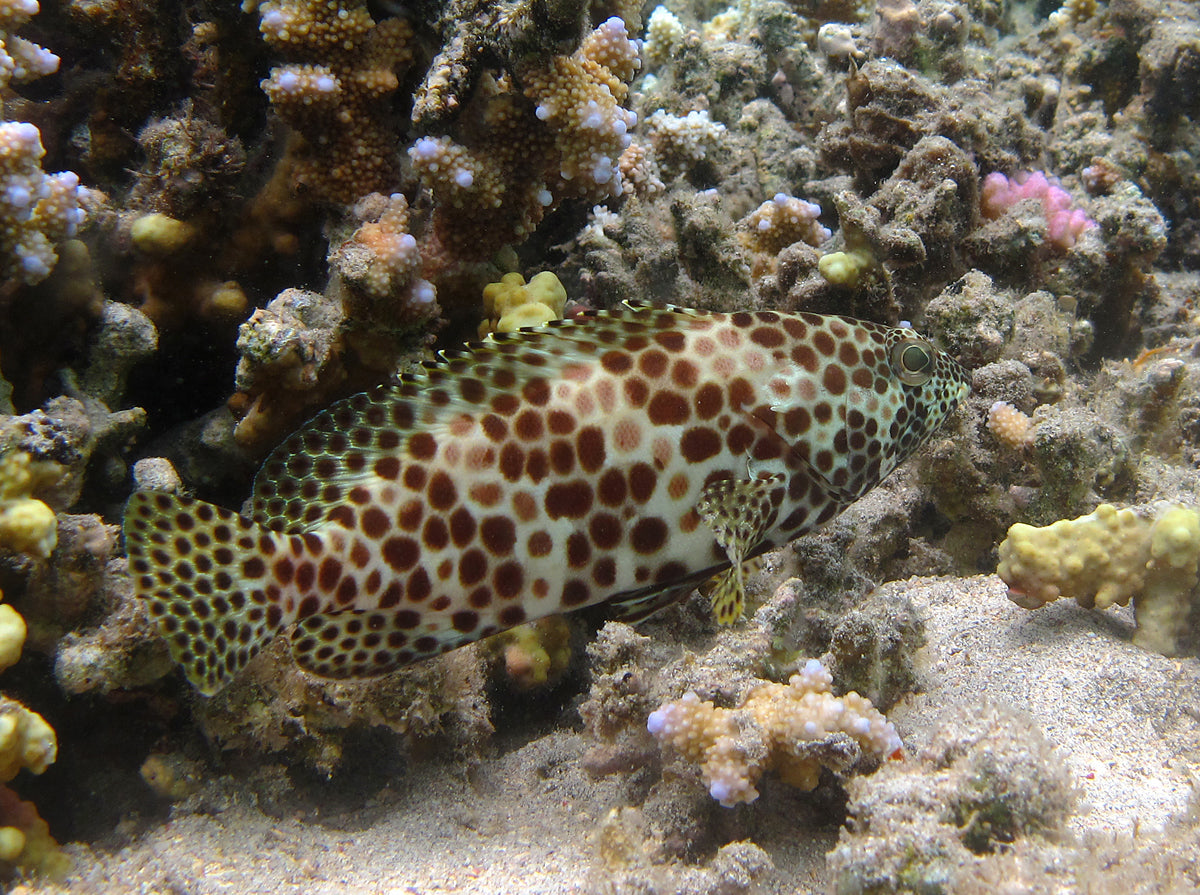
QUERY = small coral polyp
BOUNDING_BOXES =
[986,400,1035,450]
[647,659,901,807]
[739,193,831,256]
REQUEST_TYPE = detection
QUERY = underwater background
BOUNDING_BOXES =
[0,0,1199,891]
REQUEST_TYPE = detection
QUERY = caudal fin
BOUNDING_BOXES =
[123,491,294,695]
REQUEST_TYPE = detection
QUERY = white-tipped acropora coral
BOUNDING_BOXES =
[0,0,88,286]
[739,193,832,255]
[998,503,1200,656]
[986,401,1035,450]
[647,659,901,807]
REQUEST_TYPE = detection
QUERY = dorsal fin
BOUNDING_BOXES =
[250,304,713,533]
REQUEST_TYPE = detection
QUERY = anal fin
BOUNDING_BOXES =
[604,582,697,624]
[290,610,474,680]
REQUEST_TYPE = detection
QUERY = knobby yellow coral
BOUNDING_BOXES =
[818,246,875,286]
[0,589,65,878]
[997,503,1200,655]
[480,271,567,335]
[0,451,59,559]
[647,659,901,806]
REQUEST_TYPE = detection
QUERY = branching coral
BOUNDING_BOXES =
[409,17,640,262]
[998,503,1200,656]
[0,0,58,90]
[647,659,901,807]
[519,17,640,193]
[257,0,413,202]
[328,192,438,345]
[0,1,88,287]
[0,122,87,288]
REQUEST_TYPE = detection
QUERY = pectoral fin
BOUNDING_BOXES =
[696,471,786,624]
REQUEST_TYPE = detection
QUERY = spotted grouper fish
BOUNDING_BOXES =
[124,305,969,694]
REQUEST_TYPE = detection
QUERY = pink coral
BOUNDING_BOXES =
[980,171,1095,251]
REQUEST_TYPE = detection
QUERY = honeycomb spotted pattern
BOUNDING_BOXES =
[123,304,969,694]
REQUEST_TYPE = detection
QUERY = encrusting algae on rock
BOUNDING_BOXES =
[124,305,968,695]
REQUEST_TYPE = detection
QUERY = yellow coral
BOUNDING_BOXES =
[0,787,68,879]
[0,452,59,559]
[130,213,196,255]
[0,589,62,879]
[481,271,567,335]
[484,616,573,689]
[818,246,874,286]
[997,503,1200,656]
[0,606,25,674]
[647,659,901,806]
[0,699,55,783]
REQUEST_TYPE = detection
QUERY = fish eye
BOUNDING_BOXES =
[890,338,934,386]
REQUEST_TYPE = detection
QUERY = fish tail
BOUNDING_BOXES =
[123,491,296,695]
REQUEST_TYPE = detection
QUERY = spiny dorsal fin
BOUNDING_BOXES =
[251,304,715,533]
[696,471,786,624]
[124,491,297,695]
